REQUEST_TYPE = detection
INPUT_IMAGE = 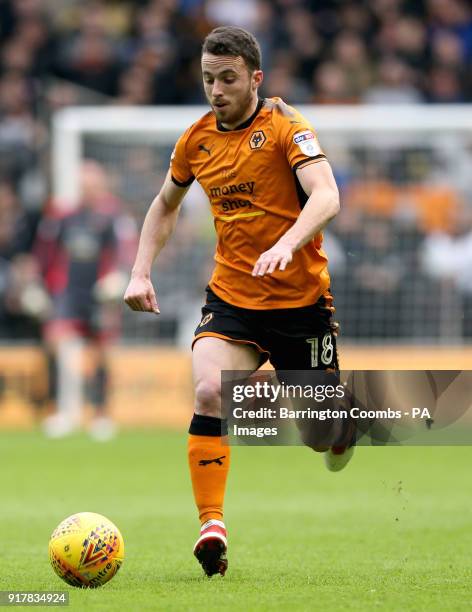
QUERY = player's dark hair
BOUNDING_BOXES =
[202,26,262,72]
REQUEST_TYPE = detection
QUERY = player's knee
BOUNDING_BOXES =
[194,379,221,417]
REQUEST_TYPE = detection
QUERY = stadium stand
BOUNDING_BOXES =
[0,0,472,345]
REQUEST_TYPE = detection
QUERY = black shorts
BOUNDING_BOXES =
[193,287,339,371]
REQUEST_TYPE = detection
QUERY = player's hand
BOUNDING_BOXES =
[124,275,160,314]
[252,242,293,277]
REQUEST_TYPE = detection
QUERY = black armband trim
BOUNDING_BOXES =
[171,174,195,188]
[292,155,326,172]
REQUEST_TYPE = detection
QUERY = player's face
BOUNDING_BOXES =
[201,53,263,128]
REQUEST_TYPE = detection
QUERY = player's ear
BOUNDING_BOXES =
[252,70,263,90]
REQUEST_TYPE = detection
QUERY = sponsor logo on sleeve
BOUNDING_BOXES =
[293,130,321,157]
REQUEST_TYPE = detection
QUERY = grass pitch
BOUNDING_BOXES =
[0,430,471,611]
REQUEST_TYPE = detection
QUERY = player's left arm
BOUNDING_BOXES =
[252,160,340,276]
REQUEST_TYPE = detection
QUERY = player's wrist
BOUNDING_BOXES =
[276,237,297,252]
[131,268,151,280]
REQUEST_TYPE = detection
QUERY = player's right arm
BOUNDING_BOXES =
[124,170,190,314]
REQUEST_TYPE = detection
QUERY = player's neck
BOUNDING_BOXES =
[220,96,260,131]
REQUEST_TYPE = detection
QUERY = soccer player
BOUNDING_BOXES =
[124,26,353,577]
[38,161,135,440]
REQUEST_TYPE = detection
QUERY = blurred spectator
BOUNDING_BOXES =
[340,215,406,338]
[52,2,120,96]
[420,205,472,338]
[337,3,375,38]
[0,0,469,110]
[431,30,463,68]
[251,0,279,73]
[0,180,46,339]
[343,160,399,217]
[1,35,35,74]
[391,17,429,70]
[312,61,356,104]
[13,15,53,76]
[262,54,311,103]
[332,32,373,99]
[0,71,37,182]
[428,0,472,61]
[363,56,423,104]
[283,6,322,82]
[427,66,464,103]
[115,65,154,105]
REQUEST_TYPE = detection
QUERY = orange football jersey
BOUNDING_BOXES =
[170,97,331,309]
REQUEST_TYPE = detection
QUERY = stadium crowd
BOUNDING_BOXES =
[1,0,472,343]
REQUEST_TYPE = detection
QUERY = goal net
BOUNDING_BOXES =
[53,105,472,346]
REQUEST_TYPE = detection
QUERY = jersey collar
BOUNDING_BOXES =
[216,98,264,132]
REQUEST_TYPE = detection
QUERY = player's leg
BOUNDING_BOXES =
[86,300,121,440]
[87,342,116,441]
[268,292,355,471]
[42,319,85,438]
[190,336,260,576]
[87,345,108,414]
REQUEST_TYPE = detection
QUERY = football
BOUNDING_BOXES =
[49,512,124,588]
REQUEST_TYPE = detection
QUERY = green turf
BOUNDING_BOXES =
[0,430,471,611]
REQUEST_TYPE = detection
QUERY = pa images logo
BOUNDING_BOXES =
[249,130,266,150]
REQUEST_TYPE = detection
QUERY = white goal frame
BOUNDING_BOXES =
[52,104,472,203]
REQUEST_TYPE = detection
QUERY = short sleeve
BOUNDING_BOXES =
[170,130,195,188]
[272,102,327,172]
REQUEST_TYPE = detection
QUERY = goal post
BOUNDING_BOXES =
[52,104,472,346]
[53,104,472,203]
